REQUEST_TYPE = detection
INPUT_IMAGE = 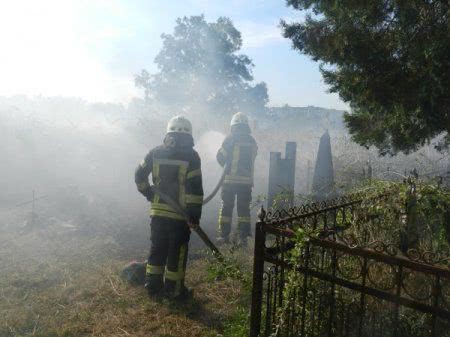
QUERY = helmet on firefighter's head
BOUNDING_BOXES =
[230,112,249,126]
[166,115,192,135]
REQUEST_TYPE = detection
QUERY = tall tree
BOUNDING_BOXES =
[282,1,449,154]
[135,15,268,118]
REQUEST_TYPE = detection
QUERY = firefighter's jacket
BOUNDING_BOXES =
[217,127,258,186]
[135,133,204,223]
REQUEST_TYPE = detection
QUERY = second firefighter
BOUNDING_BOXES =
[216,112,258,246]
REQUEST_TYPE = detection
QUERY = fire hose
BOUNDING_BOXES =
[150,185,223,260]
[201,165,227,205]
[148,163,230,260]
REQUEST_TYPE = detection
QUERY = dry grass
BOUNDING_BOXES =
[0,222,247,337]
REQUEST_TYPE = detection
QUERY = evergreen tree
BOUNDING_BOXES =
[282,1,449,154]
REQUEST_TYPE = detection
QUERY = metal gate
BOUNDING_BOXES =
[250,195,450,337]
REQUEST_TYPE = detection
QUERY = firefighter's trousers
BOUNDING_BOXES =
[145,217,190,297]
[218,184,252,240]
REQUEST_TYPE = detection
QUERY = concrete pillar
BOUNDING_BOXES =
[312,131,335,201]
[267,142,297,209]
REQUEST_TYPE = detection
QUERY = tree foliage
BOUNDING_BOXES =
[135,15,268,118]
[282,1,449,154]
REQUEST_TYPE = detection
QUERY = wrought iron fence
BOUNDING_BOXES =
[250,194,450,337]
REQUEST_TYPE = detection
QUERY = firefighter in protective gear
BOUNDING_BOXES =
[135,115,203,300]
[216,112,258,245]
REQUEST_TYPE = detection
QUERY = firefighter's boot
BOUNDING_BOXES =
[164,231,190,300]
[172,287,194,303]
[145,264,165,298]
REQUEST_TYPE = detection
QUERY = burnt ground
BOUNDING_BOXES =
[0,208,251,337]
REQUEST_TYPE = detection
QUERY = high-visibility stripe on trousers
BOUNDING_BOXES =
[146,217,190,297]
[217,184,252,240]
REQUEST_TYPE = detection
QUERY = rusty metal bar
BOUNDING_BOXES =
[264,255,450,320]
[327,248,337,336]
[299,241,310,337]
[267,198,364,226]
[392,266,403,337]
[271,267,278,334]
[358,257,368,337]
[263,224,450,278]
[278,235,285,310]
[250,220,266,337]
[431,276,441,337]
[264,271,271,336]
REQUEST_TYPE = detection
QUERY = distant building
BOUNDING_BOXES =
[263,105,346,132]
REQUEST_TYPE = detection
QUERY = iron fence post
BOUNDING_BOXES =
[431,276,441,337]
[392,266,403,337]
[250,209,267,337]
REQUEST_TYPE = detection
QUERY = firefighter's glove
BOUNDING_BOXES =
[187,222,199,230]
[144,187,154,202]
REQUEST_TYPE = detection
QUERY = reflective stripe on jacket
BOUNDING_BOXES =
[135,140,203,222]
[217,131,257,186]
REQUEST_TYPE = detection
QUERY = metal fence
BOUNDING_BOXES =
[250,194,450,337]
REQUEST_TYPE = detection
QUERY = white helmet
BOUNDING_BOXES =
[166,115,192,135]
[230,112,249,126]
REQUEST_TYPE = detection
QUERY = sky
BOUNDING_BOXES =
[0,0,348,110]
